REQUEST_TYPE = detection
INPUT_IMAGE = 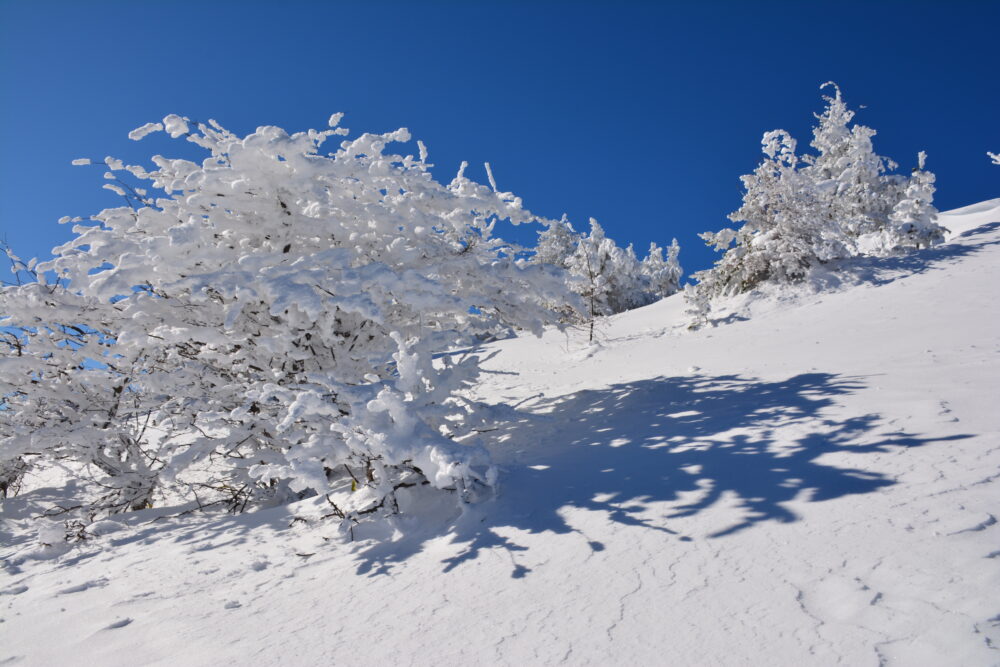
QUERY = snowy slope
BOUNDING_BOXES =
[3,201,1000,666]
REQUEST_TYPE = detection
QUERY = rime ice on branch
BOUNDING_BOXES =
[688,83,946,314]
[0,114,578,527]
[532,216,682,340]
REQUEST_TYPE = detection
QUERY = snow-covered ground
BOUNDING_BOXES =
[3,200,999,666]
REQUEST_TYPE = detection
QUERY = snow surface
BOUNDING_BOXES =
[3,201,1000,666]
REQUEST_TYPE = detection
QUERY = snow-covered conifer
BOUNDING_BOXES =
[692,129,844,298]
[805,83,903,244]
[564,219,654,339]
[534,215,579,268]
[641,239,682,299]
[565,219,615,339]
[536,218,679,336]
[884,152,946,251]
[689,83,941,320]
[605,243,649,314]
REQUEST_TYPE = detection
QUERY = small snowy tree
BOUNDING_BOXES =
[534,215,579,269]
[528,216,583,322]
[0,114,577,526]
[883,152,946,251]
[641,239,682,299]
[605,243,649,314]
[805,82,904,244]
[689,83,941,320]
[560,219,660,339]
[565,219,615,341]
[692,130,845,298]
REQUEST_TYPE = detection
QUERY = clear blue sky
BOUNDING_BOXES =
[1,0,997,275]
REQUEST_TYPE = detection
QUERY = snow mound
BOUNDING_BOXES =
[939,197,1000,237]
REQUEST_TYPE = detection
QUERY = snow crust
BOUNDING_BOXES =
[2,201,999,665]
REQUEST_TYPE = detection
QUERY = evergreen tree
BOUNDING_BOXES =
[534,215,579,269]
[605,243,648,314]
[641,239,683,299]
[805,82,902,243]
[693,129,843,298]
[885,152,946,251]
[565,219,615,341]
[689,83,942,318]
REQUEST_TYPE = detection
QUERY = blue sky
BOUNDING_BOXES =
[1,0,997,276]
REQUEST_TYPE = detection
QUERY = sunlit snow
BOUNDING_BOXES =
[2,201,999,665]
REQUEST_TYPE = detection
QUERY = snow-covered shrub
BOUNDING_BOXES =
[688,83,944,316]
[0,115,576,525]
[0,271,162,511]
[532,218,682,338]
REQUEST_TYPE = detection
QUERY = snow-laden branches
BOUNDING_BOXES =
[532,217,682,340]
[687,83,945,322]
[0,114,578,530]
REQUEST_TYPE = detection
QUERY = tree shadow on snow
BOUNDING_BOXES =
[815,221,1000,289]
[352,371,970,577]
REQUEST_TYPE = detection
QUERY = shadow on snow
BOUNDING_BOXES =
[818,221,1000,289]
[352,371,970,577]
[2,375,976,579]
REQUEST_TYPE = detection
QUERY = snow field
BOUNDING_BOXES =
[2,200,999,665]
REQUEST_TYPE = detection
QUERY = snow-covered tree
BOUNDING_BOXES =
[883,152,946,251]
[0,114,577,526]
[692,130,845,298]
[689,83,941,318]
[604,243,648,314]
[555,219,671,340]
[805,82,904,244]
[565,219,616,340]
[641,239,683,299]
[535,216,681,335]
[534,215,579,269]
